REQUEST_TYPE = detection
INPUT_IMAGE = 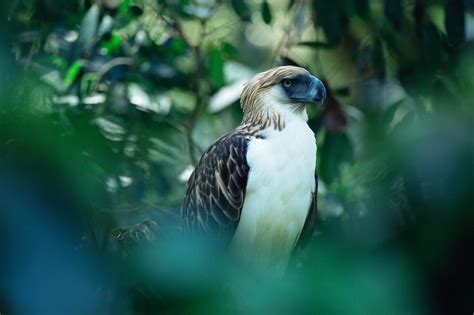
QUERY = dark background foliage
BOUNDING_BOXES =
[1,0,474,314]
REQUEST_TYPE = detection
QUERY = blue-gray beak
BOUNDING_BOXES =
[308,75,326,106]
[282,74,327,106]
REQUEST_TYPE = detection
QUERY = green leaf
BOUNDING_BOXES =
[355,0,370,19]
[51,56,67,70]
[130,4,144,17]
[222,42,238,58]
[281,56,301,67]
[209,49,224,87]
[102,32,122,55]
[64,60,85,87]
[97,15,115,38]
[384,0,403,29]
[312,1,349,45]
[77,4,100,54]
[333,86,350,96]
[298,41,333,49]
[445,0,465,47]
[287,0,296,10]
[118,0,131,15]
[170,38,186,55]
[231,0,252,22]
[319,132,354,185]
[261,1,272,24]
[81,72,98,95]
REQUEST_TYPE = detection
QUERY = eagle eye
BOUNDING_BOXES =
[282,79,293,88]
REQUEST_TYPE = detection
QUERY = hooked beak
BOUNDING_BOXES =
[307,75,326,106]
[289,75,326,106]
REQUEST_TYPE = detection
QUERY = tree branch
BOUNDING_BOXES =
[93,57,135,91]
[170,17,206,165]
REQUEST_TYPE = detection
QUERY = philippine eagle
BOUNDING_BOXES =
[182,66,326,274]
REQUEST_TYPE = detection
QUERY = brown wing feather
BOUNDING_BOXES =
[182,130,250,241]
[296,172,318,249]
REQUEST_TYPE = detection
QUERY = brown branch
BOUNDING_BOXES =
[93,57,135,91]
[170,16,206,165]
[186,44,203,165]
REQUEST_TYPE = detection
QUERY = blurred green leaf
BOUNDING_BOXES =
[319,132,354,185]
[445,0,465,47]
[333,86,350,96]
[170,38,186,56]
[313,1,349,45]
[208,49,224,87]
[64,60,84,87]
[81,72,98,95]
[261,0,272,24]
[101,0,122,11]
[118,0,131,15]
[97,15,115,38]
[222,42,238,58]
[287,0,296,10]
[281,56,302,67]
[384,0,403,29]
[355,0,370,19]
[130,4,144,17]
[298,41,333,49]
[102,32,122,55]
[231,0,252,22]
[51,56,67,70]
[77,4,100,55]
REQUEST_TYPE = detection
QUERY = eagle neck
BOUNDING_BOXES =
[241,109,286,132]
[240,101,308,132]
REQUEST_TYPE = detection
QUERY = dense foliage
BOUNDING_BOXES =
[1,0,473,314]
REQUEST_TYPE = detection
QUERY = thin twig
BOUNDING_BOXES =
[203,17,241,40]
[185,44,203,165]
[93,57,135,91]
[170,16,206,165]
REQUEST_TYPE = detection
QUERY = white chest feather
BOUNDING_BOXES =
[229,120,316,274]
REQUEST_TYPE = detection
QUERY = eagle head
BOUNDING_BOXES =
[240,66,326,125]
